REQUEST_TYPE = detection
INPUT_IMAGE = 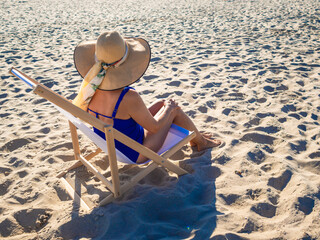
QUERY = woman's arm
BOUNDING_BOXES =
[125,90,178,133]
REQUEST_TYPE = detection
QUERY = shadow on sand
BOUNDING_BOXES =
[58,152,222,239]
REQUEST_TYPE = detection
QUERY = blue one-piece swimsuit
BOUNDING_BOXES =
[88,87,144,163]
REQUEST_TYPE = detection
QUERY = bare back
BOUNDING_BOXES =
[88,88,131,124]
[88,87,161,134]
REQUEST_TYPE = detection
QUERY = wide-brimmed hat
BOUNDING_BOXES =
[74,31,151,90]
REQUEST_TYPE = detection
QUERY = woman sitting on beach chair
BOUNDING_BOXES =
[73,31,221,164]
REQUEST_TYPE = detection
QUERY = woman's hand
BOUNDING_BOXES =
[164,99,178,107]
[164,99,180,114]
[126,91,179,133]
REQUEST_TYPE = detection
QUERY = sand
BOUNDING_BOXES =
[1,0,320,239]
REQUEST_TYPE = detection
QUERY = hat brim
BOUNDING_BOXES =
[74,37,151,90]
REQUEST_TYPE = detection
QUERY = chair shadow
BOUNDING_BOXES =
[58,151,222,239]
[71,176,82,219]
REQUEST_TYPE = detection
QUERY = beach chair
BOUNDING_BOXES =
[9,67,196,210]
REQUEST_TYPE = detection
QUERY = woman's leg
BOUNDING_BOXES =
[136,103,221,163]
[147,99,165,116]
[136,105,173,163]
[172,108,221,150]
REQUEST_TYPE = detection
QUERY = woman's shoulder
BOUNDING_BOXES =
[123,87,144,107]
[125,87,140,99]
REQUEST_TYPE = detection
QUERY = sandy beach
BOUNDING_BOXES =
[1,0,320,239]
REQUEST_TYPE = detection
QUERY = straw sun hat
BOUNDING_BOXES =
[74,31,151,90]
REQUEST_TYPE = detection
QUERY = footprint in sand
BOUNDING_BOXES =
[11,189,40,205]
[0,138,32,152]
[174,91,183,96]
[17,170,29,178]
[309,152,320,159]
[288,113,301,120]
[250,202,277,218]
[215,153,231,165]
[0,218,21,238]
[256,113,275,118]
[278,117,287,123]
[246,188,263,201]
[0,180,13,196]
[0,93,8,99]
[198,106,207,113]
[289,140,307,154]
[222,108,232,116]
[238,218,260,234]
[260,163,273,172]
[167,80,181,87]
[296,196,315,215]
[311,113,318,121]
[268,193,279,205]
[254,126,280,134]
[298,124,307,131]
[0,167,12,177]
[13,208,52,232]
[219,193,241,205]
[281,104,297,113]
[267,169,292,191]
[263,85,274,93]
[8,157,25,168]
[241,133,276,145]
[244,118,260,128]
[247,151,265,165]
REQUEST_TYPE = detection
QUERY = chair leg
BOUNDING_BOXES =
[56,161,83,178]
[78,155,114,192]
[56,148,102,178]
[120,162,158,194]
[104,127,121,198]
[69,121,80,160]
[99,193,115,207]
[99,163,159,206]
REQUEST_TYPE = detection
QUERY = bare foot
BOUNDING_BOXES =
[190,132,215,146]
[196,138,221,151]
[190,132,211,147]
[190,133,222,151]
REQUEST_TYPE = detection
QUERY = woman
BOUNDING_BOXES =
[73,31,221,164]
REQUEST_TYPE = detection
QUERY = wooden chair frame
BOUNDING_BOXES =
[9,67,196,210]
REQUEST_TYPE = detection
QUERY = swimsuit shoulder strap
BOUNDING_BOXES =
[88,108,112,119]
[112,86,134,119]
